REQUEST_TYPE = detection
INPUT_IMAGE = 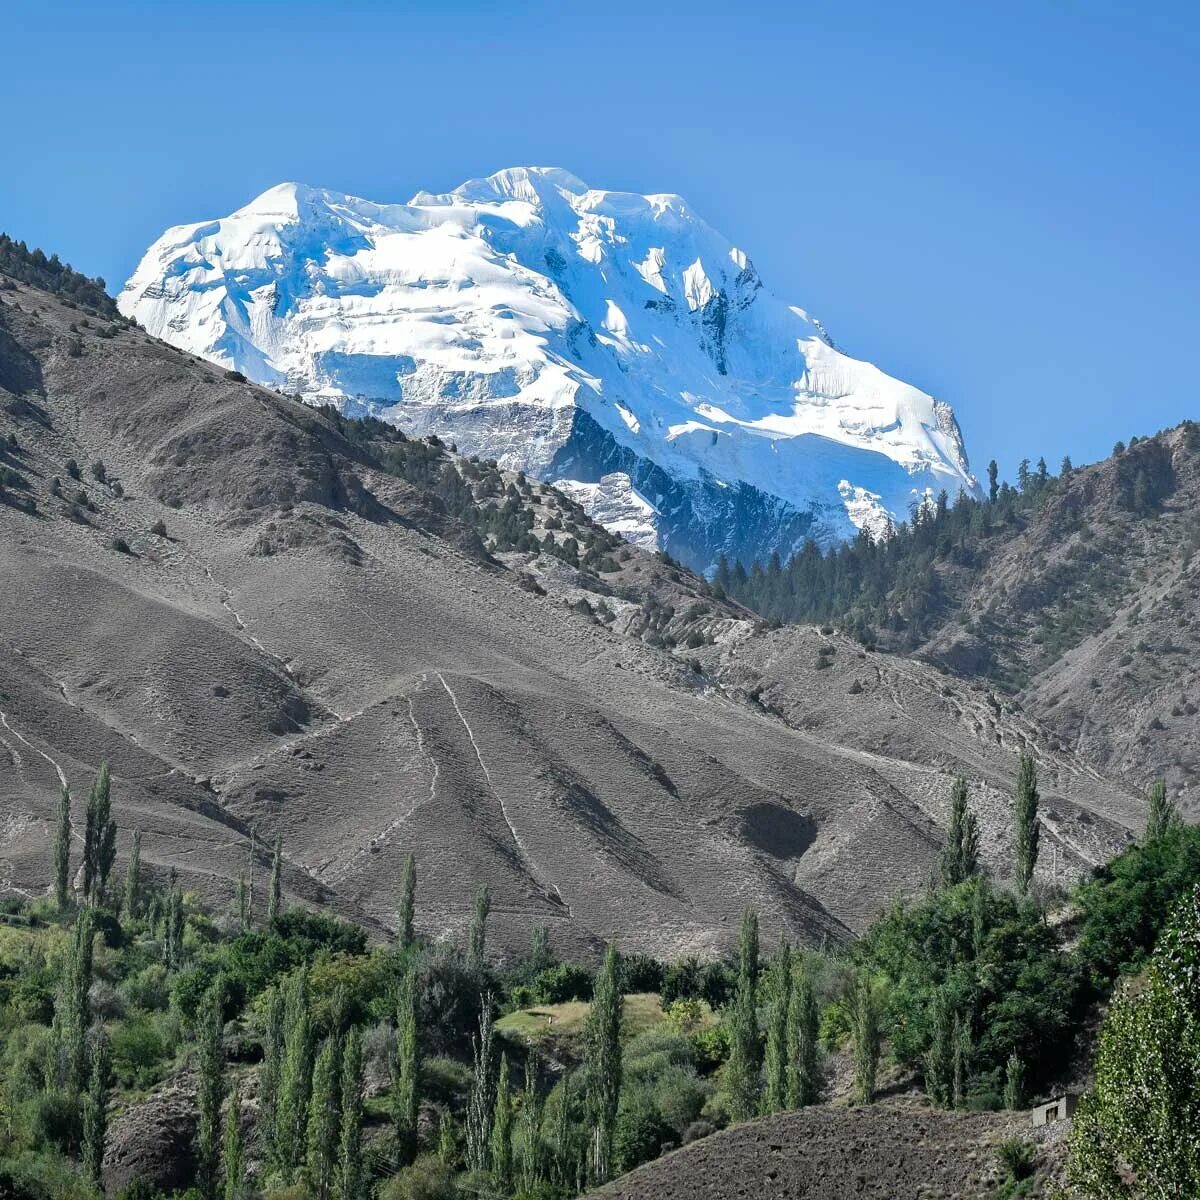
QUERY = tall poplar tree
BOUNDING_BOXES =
[786,962,820,1107]
[53,785,71,911]
[55,907,94,1093]
[763,942,791,1114]
[466,999,497,1174]
[724,909,762,1121]
[260,984,285,1174]
[940,777,980,887]
[123,828,142,921]
[584,941,622,1182]
[196,980,227,1199]
[1144,778,1180,842]
[468,883,490,971]
[268,835,282,924]
[306,1036,341,1200]
[82,762,116,905]
[1013,753,1040,894]
[518,1053,545,1192]
[397,853,416,951]
[491,1051,514,1191]
[276,969,314,1182]
[337,1028,364,1200]
[81,1027,110,1186]
[223,1079,246,1200]
[850,973,880,1104]
[391,961,419,1166]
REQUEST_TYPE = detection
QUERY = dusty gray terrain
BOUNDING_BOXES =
[588,1102,1067,1200]
[0,276,1144,958]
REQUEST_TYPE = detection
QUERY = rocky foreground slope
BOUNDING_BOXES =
[118,167,978,571]
[0,271,1140,956]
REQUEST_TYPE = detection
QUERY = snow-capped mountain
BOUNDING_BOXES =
[119,167,978,569]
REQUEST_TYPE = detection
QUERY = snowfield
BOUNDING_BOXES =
[120,166,978,569]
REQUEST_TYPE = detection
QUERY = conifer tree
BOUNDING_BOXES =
[1060,455,1073,476]
[53,785,71,911]
[123,828,142,921]
[468,883,490,971]
[261,985,286,1174]
[306,1036,341,1200]
[786,963,820,1107]
[491,1051,514,1192]
[223,1079,246,1200]
[584,942,622,1182]
[337,1028,364,1200]
[725,909,762,1121]
[466,998,497,1174]
[276,969,315,1182]
[850,973,880,1104]
[397,852,416,951]
[1013,753,1040,894]
[268,835,282,924]
[197,980,227,1199]
[81,1027,110,1186]
[940,777,981,887]
[391,961,419,1166]
[1144,778,1180,842]
[987,459,999,503]
[763,942,791,1114]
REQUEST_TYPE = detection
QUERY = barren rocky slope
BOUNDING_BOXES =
[588,1102,1067,1200]
[0,272,1142,957]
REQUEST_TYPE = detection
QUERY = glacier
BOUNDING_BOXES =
[119,166,978,571]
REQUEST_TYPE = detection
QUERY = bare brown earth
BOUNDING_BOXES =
[0,277,1143,959]
[589,1102,1068,1200]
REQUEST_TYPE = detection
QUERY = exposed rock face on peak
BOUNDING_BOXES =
[120,168,978,571]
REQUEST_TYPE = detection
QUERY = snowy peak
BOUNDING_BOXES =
[119,167,978,570]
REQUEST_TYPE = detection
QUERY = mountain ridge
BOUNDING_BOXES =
[118,167,978,572]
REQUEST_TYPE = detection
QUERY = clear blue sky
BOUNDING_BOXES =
[3,0,1197,481]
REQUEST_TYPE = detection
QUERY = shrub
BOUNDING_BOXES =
[378,1154,459,1200]
[613,1090,668,1174]
[997,1139,1037,1181]
[111,1015,170,1087]
[65,459,81,480]
[89,461,106,483]
[531,962,592,1004]
[150,518,167,537]
[30,1091,82,1154]
[620,953,664,994]
[111,537,131,554]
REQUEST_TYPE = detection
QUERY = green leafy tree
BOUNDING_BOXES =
[584,942,623,1182]
[391,961,419,1166]
[81,1027,110,1186]
[786,962,820,1107]
[850,973,881,1104]
[397,852,416,950]
[724,909,762,1121]
[306,1035,342,1200]
[491,1051,514,1191]
[924,987,955,1106]
[1144,778,1181,842]
[268,835,282,923]
[123,827,142,921]
[337,1028,364,1200]
[53,785,72,911]
[466,997,497,1173]
[1013,754,1040,894]
[223,1079,246,1200]
[952,1011,971,1108]
[197,980,227,1198]
[940,777,980,887]
[1068,885,1200,1197]
[468,883,490,971]
[763,942,791,1113]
